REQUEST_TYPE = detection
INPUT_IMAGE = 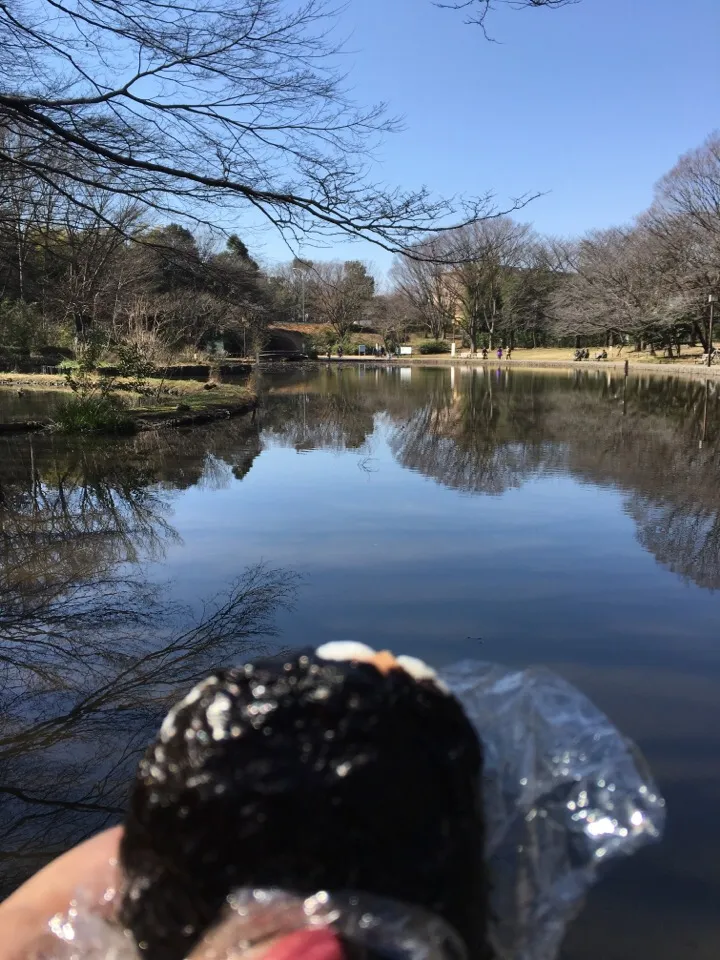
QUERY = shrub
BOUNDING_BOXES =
[54,394,135,434]
[419,340,451,355]
[308,331,335,355]
[117,343,156,383]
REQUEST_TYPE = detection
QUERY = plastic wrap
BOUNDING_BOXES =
[42,661,665,960]
[45,888,464,960]
[440,661,666,960]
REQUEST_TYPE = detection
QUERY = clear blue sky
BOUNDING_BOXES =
[249,0,719,275]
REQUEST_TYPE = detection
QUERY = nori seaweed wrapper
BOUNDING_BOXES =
[120,649,490,960]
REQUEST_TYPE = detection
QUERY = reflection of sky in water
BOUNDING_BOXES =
[159,424,719,672]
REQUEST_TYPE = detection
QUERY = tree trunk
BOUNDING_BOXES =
[694,322,709,353]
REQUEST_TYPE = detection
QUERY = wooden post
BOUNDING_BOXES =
[708,296,716,367]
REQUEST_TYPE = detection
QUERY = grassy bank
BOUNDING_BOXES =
[0,374,256,434]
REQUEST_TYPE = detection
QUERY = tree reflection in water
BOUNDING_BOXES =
[264,366,720,589]
[0,421,295,895]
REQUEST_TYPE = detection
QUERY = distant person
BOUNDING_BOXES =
[327,346,332,360]
[481,347,488,359]
[497,347,503,360]
[506,346,513,359]
[338,345,343,359]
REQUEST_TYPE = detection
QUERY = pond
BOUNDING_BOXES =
[0,387,69,421]
[2,364,720,959]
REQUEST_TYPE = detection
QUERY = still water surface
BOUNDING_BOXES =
[2,365,720,958]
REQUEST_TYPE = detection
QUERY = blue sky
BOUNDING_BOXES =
[249,0,719,275]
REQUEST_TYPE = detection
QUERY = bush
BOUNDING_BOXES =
[419,340,451,355]
[308,331,335,355]
[54,394,135,434]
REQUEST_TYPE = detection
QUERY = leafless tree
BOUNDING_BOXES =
[391,240,458,339]
[550,226,675,350]
[440,218,532,351]
[642,133,720,349]
[654,133,720,241]
[370,290,415,347]
[0,0,525,256]
[309,261,375,339]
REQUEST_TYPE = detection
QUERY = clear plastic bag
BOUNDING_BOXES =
[440,661,666,960]
[43,662,665,960]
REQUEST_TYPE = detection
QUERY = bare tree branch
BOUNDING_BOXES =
[0,0,544,255]
[435,0,579,40]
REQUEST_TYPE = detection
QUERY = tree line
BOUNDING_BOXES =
[2,131,718,362]
[0,172,274,362]
[390,133,720,355]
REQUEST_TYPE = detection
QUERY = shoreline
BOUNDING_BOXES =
[0,399,257,435]
[0,374,257,435]
[311,356,720,380]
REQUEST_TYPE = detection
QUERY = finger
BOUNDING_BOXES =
[0,826,123,960]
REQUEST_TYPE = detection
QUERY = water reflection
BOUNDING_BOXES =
[255,368,720,960]
[2,366,720,960]
[0,424,294,895]
[263,366,720,589]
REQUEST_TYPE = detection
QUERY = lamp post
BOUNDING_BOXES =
[708,294,718,367]
[292,266,307,323]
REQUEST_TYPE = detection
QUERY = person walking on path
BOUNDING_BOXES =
[497,347,503,360]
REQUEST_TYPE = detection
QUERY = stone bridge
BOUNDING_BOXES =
[265,327,307,354]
